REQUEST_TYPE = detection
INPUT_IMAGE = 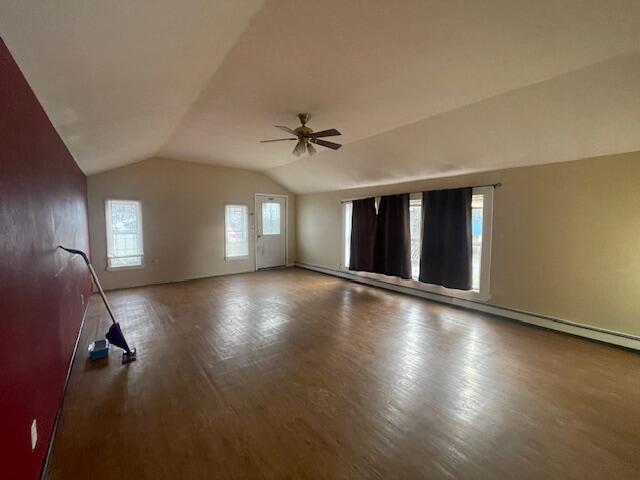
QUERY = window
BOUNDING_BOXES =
[262,202,281,235]
[342,187,493,301]
[343,202,353,269]
[409,198,422,280]
[471,193,484,291]
[105,199,143,269]
[225,204,249,259]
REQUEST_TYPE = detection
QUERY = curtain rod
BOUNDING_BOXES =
[340,182,502,204]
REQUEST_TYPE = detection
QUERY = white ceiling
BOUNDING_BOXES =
[268,51,640,192]
[0,0,265,174]
[2,0,640,193]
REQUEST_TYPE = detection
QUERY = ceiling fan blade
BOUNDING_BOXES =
[260,138,297,143]
[311,138,342,150]
[275,125,297,136]
[307,143,317,156]
[309,128,341,138]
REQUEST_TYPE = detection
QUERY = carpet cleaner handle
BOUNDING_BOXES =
[58,246,117,326]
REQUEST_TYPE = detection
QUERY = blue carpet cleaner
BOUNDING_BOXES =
[59,246,137,364]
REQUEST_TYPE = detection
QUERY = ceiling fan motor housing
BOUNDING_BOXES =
[295,125,313,137]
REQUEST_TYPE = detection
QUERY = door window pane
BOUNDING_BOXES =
[262,202,281,235]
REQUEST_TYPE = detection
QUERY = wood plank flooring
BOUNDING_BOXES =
[48,268,640,479]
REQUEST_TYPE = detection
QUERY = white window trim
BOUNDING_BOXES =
[105,199,145,271]
[224,204,250,261]
[340,186,494,303]
[106,257,146,272]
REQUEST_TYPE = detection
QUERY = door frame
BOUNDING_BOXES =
[254,193,289,271]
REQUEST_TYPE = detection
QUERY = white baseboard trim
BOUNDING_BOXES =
[42,299,90,479]
[296,262,640,351]
[102,268,258,292]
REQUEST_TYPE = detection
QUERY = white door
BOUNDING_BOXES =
[256,195,286,269]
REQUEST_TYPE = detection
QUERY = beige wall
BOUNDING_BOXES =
[296,152,640,337]
[88,157,295,290]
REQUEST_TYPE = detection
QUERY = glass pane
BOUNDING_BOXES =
[226,206,247,242]
[110,201,140,258]
[409,202,421,280]
[225,205,248,258]
[344,202,352,268]
[471,194,484,291]
[262,202,281,235]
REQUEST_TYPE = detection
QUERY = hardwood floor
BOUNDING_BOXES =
[48,268,640,479]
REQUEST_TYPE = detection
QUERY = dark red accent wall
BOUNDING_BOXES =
[0,38,91,479]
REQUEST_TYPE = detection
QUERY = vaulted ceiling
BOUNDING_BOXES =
[2,0,640,193]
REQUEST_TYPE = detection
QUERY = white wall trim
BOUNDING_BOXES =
[296,262,640,351]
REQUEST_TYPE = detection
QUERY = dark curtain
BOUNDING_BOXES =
[349,197,377,272]
[372,194,412,279]
[419,187,472,290]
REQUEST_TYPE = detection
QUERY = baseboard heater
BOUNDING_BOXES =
[295,262,640,351]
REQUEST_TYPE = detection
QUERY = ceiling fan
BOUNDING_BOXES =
[260,113,342,157]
